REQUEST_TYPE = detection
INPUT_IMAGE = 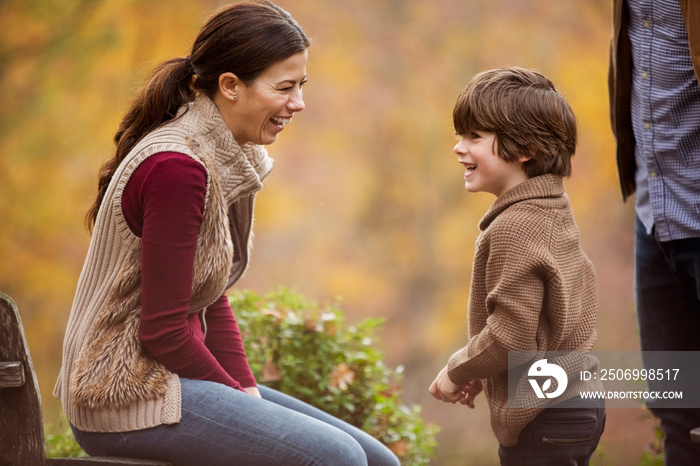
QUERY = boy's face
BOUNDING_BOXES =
[453,130,530,197]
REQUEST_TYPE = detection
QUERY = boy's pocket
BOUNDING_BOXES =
[534,417,597,461]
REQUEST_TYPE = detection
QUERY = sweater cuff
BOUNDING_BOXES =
[237,375,257,389]
[446,347,473,386]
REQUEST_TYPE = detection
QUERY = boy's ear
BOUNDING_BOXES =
[518,148,537,163]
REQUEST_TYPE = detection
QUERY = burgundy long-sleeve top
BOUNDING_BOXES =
[122,151,256,392]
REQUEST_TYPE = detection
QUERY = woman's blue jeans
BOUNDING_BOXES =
[71,379,400,466]
[635,217,700,465]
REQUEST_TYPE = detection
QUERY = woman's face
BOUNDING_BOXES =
[217,50,308,146]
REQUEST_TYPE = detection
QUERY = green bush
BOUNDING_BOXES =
[639,421,664,466]
[45,418,87,458]
[230,288,439,465]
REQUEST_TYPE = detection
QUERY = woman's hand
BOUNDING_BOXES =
[428,365,465,403]
[243,386,262,398]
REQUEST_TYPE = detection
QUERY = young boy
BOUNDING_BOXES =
[429,67,605,464]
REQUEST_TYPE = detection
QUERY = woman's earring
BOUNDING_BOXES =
[232,93,238,100]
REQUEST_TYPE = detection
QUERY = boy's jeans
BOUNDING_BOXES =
[497,401,605,466]
[635,217,700,465]
[71,378,399,466]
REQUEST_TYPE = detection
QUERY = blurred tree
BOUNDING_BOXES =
[0,0,206,419]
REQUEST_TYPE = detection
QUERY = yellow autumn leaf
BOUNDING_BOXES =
[261,308,283,320]
[329,362,355,390]
[387,439,406,457]
[304,318,318,332]
[262,358,282,382]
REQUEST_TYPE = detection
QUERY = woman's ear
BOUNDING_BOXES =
[218,72,241,102]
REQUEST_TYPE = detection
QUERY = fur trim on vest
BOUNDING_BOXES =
[65,95,272,411]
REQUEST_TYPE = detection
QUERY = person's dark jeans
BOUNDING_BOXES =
[497,401,605,465]
[636,217,700,465]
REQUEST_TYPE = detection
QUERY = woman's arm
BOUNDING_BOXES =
[124,152,245,391]
[203,294,257,389]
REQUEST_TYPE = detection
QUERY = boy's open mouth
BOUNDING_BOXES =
[464,163,477,174]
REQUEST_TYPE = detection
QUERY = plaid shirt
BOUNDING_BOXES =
[628,0,700,241]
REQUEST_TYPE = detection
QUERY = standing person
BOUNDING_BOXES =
[429,67,605,465]
[609,1,700,464]
[53,2,399,465]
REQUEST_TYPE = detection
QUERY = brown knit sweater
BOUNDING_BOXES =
[447,174,599,447]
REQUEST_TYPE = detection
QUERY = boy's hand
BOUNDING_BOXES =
[458,379,483,409]
[429,365,465,403]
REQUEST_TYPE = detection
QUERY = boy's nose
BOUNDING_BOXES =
[454,139,467,156]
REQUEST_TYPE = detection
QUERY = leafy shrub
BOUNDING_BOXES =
[45,418,87,458]
[230,288,439,465]
[639,421,664,466]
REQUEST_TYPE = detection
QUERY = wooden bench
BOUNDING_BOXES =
[1,292,172,466]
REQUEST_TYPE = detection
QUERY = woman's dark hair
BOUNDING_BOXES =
[86,1,310,230]
[453,66,577,178]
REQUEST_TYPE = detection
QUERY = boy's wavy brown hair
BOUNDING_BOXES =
[453,67,577,178]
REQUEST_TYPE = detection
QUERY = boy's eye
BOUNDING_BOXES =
[471,132,481,139]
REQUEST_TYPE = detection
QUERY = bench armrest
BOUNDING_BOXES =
[0,361,25,388]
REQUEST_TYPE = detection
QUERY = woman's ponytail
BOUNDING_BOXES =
[85,57,194,230]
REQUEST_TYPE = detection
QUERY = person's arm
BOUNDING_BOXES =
[446,221,550,387]
[204,294,258,390]
[124,152,245,391]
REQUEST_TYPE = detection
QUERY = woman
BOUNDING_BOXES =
[53,2,399,465]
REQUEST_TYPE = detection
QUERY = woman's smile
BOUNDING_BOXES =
[270,115,292,131]
[217,50,308,146]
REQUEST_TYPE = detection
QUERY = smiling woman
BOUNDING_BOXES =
[52,1,398,465]
[215,50,308,146]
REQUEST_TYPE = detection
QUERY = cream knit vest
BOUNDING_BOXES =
[54,95,273,432]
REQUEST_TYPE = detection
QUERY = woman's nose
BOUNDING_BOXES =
[288,89,305,112]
